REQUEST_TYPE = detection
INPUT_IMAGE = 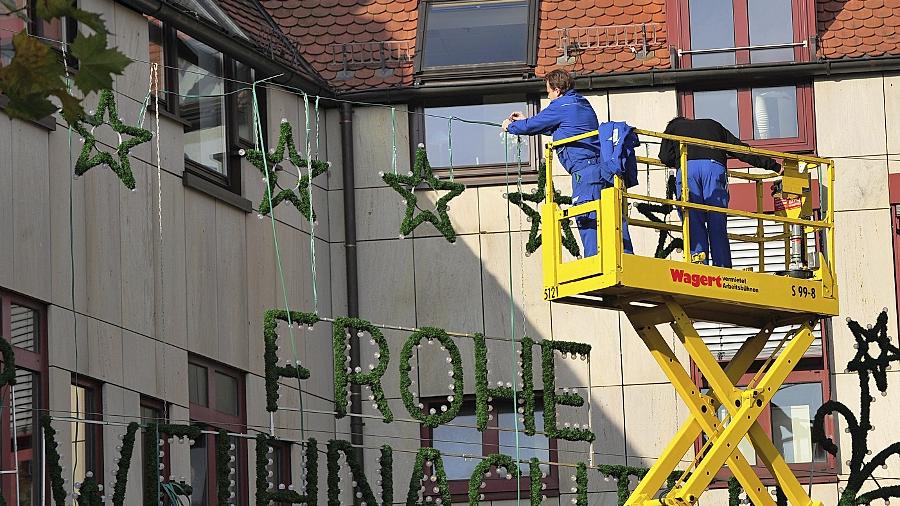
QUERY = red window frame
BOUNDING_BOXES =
[71,376,105,488]
[0,290,49,505]
[667,0,816,68]
[680,84,816,154]
[419,396,559,502]
[188,355,248,506]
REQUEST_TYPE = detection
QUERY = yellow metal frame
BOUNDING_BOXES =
[540,130,840,504]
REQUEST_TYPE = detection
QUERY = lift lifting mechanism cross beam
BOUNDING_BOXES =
[539,129,839,505]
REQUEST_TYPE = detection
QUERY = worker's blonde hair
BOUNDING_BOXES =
[544,69,574,94]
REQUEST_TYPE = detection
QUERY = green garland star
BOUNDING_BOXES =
[506,162,581,257]
[72,89,153,190]
[382,144,466,243]
[243,119,330,221]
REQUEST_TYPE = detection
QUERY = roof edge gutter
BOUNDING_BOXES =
[117,0,333,96]
[336,55,900,102]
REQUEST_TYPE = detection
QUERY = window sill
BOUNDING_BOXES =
[148,103,192,129]
[0,96,57,131]
[432,165,538,187]
[183,171,252,213]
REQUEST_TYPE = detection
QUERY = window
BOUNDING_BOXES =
[416,0,537,75]
[1,292,48,506]
[677,0,814,68]
[148,18,264,197]
[188,356,247,506]
[682,84,814,152]
[414,96,535,183]
[71,378,103,489]
[692,216,835,483]
[269,442,293,506]
[0,0,67,66]
[421,398,557,502]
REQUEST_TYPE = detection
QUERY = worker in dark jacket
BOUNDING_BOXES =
[501,69,632,257]
[659,117,782,268]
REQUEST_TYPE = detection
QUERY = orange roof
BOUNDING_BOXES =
[817,0,900,59]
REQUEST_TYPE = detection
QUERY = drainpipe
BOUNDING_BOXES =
[340,102,366,484]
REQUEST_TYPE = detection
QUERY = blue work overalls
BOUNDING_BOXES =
[507,91,633,257]
[675,159,732,267]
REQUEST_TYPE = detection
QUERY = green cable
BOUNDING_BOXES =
[503,135,523,503]
[251,80,305,444]
[302,92,319,315]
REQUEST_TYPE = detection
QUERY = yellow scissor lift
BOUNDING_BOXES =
[540,130,839,506]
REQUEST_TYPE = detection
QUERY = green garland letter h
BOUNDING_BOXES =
[473,334,536,433]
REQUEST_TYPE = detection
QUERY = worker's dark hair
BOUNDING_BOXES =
[544,69,574,94]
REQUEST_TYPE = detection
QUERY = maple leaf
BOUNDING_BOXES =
[70,32,130,94]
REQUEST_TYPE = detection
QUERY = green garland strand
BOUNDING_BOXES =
[110,422,140,506]
[529,458,543,504]
[634,174,683,259]
[812,310,900,505]
[467,454,521,505]
[382,145,466,243]
[520,336,537,435]
[0,336,16,387]
[243,119,331,221]
[505,161,581,257]
[405,448,451,506]
[77,475,103,506]
[399,327,465,428]
[540,340,595,442]
[727,477,786,506]
[72,89,153,190]
[216,429,232,505]
[595,465,683,505]
[574,462,588,506]
[263,309,315,412]
[326,440,392,506]
[39,416,67,505]
[332,317,393,422]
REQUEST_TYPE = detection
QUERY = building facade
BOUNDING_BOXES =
[1,0,899,504]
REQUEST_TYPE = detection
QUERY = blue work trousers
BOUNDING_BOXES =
[571,168,633,258]
[675,159,732,267]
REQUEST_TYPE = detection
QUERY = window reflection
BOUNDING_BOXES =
[498,409,549,475]
[423,0,528,68]
[431,407,480,480]
[752,86,798,139]
[178,32,227,175]
[7,369,37,505]
[748,0,794,63]
[70,383,99,488]
[9,305,37,352]
[693,89,740,136]
[771,383,826,463]
[425,102,529,167]
[190,434,209,506]
[688,0,735,67]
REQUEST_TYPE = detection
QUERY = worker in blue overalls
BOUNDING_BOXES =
[659,117,782,267]
[501,69,635,257]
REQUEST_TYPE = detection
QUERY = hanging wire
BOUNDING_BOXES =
[447,116,454,181]
[302,92,319,315]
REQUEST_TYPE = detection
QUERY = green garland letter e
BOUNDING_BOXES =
[264,310,316,412]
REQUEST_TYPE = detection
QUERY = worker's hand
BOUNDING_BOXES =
[501,118,511,132]
[509,111,526,121]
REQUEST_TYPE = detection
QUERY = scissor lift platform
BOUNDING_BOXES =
[540,129,838,505]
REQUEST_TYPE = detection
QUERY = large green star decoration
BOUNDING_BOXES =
[506,162,581,257]
[73,89,153,190]
[381,144,466,243]
[243,119,330,222]
[635,174,684,259]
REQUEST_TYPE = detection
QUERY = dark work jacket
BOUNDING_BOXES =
[658,118,781,172]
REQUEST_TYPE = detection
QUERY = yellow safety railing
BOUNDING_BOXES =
[541,128,836,290]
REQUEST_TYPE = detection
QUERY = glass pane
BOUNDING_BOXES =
[147,17,168,94]
[0,2,26,66]
[70,384,98,486]
[214,371,238,416]
[6,369,38,505]
[141,404,162,424]
[748,0,794,63]
[693,89,740,138]
[432,407,480,480]
[688,0,735,67]
[425,101,529,167]
[498,408,549,476]
[234,61,255,144]
[717,404,756,465]
[190,434,209,506]
[189,364,208,407]
[9,304,37,352]
[752,86,798,139]
[771,383,826,463]
[178,32,227,175]
[423,0,528,67]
